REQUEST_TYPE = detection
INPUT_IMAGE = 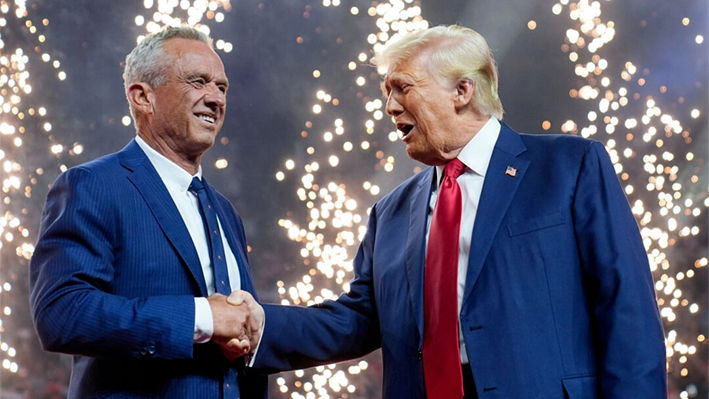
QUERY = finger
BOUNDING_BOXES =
[244,320,252,342]
[248,301,265,330]
[249,315,260,336]
[227,338,251,354]
[240,291,255,305]
[240,339,250,354]
[226,337,248,350]
[249,331,261,350]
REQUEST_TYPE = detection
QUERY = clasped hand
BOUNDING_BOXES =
[207,290,264,361]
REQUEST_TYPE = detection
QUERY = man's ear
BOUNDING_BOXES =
[127,82,153,115]
[453,79,475,111]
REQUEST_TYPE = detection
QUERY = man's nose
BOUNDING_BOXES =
[385,94,403,116]
[204,83,226,108]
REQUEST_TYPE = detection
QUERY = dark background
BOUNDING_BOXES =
[0,0,706,398]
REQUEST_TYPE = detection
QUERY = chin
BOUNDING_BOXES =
[195,130,218,143]
[406,148,430,166]
[406,146,444,166]
[188,136,216,153]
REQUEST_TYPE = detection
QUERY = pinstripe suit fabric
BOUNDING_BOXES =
[30,139,266,399]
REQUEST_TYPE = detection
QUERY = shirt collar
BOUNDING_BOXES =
[434,116,501,188]
[135,135,201,193]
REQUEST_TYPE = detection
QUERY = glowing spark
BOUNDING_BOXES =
[553,1,705,394]
[0,0,79,380]
[273,1,429,396]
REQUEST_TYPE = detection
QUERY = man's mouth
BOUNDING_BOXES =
[397,123,414,138]
[195,113,216,124]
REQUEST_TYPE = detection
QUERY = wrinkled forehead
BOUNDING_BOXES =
[384,63,404,80]
[166,39,227,76]
[383,54,421,80]
[163,38,220,63]
[382,54,441,87]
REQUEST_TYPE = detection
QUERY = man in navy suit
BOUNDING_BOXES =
[236,25,667,398]
[30,26,265,398]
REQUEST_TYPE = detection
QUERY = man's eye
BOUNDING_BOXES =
[191,79,206,87]
[391,83,410,93]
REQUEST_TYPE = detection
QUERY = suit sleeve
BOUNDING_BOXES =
[252,205,382,372]
[29,167,196,360]
[572,141,667,397]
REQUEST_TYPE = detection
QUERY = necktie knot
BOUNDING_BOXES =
[189,177,205,194]
[444,158,465,180]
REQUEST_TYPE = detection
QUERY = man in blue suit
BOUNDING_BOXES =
[30,26,265,398]
[237,25,667,398]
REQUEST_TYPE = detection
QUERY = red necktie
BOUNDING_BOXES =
[423,158,465,399]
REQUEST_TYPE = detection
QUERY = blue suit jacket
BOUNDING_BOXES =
[30,140,267,399]
[254,124,666,398]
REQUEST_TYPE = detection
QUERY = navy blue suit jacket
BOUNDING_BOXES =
[254,124,666,398]
[30,140,267,399]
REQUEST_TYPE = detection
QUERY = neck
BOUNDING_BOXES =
[438,114,490,164]
[137,131,201,175]
[459,112,490,140]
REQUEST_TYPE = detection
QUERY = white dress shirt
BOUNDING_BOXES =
[136,136,241,343]
[426,117,500,364]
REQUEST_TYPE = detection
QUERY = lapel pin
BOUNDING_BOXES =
[505,166,517,177]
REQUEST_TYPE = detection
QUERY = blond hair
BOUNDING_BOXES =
[372,25,503,119]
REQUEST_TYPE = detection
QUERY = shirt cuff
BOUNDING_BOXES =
[246,314,265,367]
[193,297,214,344]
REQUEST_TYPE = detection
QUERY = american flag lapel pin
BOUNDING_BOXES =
[505,165,517,177]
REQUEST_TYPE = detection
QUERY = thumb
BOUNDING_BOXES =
[227,290,246,306]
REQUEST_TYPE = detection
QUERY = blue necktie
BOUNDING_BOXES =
[189,177,231,295]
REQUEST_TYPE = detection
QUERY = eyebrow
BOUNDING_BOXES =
[381,74,400,93]
[381,73,410,95]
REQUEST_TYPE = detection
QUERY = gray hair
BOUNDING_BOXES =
[372,25,504,119]
[124,26,212,115]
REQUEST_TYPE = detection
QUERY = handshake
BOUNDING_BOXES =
[207,290,265,361]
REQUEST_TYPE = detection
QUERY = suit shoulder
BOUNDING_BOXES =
[516,132,602,163]
[63,139,146,178]
[67,151,123,175]
[518,132,596,150]
[52,152,123,186]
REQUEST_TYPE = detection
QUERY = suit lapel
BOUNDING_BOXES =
[118,140,209,296]
[405,167,435,340]
[462,124,529,309]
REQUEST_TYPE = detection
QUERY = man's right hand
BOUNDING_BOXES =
[207,293,252,361]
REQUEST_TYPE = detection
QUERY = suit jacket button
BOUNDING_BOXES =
[148,344,156,355]
[140,348,147,356]
[417,350,423,360]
